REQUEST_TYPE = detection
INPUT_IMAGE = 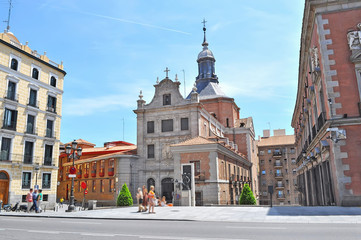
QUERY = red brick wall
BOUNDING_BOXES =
[323,9,361,117]
[200,98,239,127]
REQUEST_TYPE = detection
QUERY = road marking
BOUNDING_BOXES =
[139,236,249,240]
[227,226,287,230]
[81,233,115,237]
[60,221,101,224]
[28,230,60,234]
[2,218,41,222]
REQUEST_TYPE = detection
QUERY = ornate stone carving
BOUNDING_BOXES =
[347,23,361,50]
[310,46,320,71]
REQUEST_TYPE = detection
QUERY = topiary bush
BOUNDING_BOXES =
[117,183,133,206]
[239,183,256,205]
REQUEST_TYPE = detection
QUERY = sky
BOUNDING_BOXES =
[0,0,305,146]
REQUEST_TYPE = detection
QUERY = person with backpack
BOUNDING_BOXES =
[26,188,33,213]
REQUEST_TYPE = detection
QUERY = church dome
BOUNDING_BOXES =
[5,31,20,44]
[197,46,215,60]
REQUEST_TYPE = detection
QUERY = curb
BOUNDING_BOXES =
[0,214,195,222]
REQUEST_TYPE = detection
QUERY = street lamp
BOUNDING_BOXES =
[34,165,40,190]
[65,140,82,212]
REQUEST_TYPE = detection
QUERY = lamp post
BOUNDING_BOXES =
[65,140,82,212]
[34,166,40,190]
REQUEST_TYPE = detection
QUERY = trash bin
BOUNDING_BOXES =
[88,200,97,210]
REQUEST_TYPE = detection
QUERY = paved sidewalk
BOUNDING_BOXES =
[1,206,361,224]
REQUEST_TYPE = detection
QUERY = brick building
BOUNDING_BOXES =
[292,0,361,206]
[134,23,258,205]
[57,139,137,205]
[0,31,65,207]
[258,129,298,205]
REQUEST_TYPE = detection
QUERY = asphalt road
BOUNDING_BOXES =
[0,216,360,240]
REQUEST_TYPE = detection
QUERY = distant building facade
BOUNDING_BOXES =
[134,24,258,205]
[57,139,137,205]
[258,129,298,205]
[0,31,65,207]
[292,0,361,206]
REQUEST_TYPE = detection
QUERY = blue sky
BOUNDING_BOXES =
[1,0,304,146]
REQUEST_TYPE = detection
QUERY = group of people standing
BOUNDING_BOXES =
[26,188,43,213]
[136,185,168,214]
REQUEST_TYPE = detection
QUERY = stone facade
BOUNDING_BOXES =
[133,24,257,205]
[292,0,361,206]
[0,31,65,208]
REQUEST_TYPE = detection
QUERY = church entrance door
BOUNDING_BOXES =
[161,178,174,203]
[0,171,9,204]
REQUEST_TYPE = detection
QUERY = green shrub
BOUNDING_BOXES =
[117,183,133,206]
[239,183,256,205]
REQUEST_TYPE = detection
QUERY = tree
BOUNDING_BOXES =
[117,183,133,206]
[239,183,256,205]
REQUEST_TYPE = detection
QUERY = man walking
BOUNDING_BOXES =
[32,189,39,213]
[26,188,33,213]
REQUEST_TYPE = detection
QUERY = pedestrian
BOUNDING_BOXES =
[142,185,148,212]
[38,189,43,212]
[32,189,39,213]
[136,188,144,212]
[148,185,155,214]
[26,188,33,213]
[60,197,64,208]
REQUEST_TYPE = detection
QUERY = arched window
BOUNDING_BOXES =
[147,178,155,191]
[10,58,18,71]
[0,171,9,179]
[32,68,39,79]
[50,76,56,87]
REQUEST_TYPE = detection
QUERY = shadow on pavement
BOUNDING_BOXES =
[267,206,361,216]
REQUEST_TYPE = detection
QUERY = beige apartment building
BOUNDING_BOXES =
[0,31,65,207]
[258,129,299,205]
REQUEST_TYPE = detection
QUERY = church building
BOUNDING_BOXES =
[134,23,259,205]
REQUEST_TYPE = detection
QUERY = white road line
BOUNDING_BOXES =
[227,226,287,230]
[28,230,60,234]
[139,236,249,240]
[60,221,101,224]
[2,218,41,222]
[81,233,115,237]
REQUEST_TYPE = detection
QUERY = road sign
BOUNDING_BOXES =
[81,182,87,189]
[69,166,76,174]
[84,190,88,195]
[68,174,76,178]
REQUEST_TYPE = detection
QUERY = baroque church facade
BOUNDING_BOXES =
[134,25,259,205]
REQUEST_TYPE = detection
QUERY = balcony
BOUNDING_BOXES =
[2,120,16,131]
[4,90,18,102]
[274,162,283,168]
[27,98,39,108]
[99,170,105,177]
[108,168,114,177]
[275,173,283,179]
[46,106,57,114]
[25,125,38,135]
[43,157,55,166]
[277,194,286,200]
[45,129,56,139]
[0,153,41,164]
[273,151,282,158]
[275,184,285,190]
[91,170,96,178]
